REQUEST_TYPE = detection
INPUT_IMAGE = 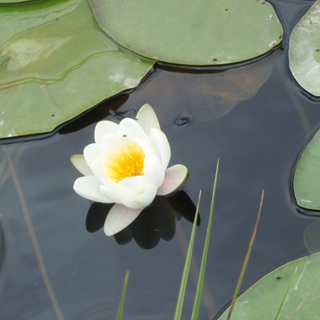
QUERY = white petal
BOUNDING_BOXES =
[100,135,137,155]
[84,143,101,168]
[118,118,149,141]
[136,104,160,134]
[104,204,143,236]
[100,183,135,204]
[70,154,92,176]
[73,176,113,203]
[101,178,157,209]
[149,128,171,168]
[94,120,118,143]
[157,165,189,196]
[143,155,166,187]
[123,187,157,209]
[117,175,159,196]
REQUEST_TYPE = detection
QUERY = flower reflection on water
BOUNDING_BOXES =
[71,104,189,236]
[86,191,198,249]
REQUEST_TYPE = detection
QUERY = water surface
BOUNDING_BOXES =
[1,1,320,319]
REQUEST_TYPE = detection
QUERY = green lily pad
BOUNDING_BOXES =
[89,0,283,66]
[0,0,153,139]
[293,129,320,211]
[0,0,34,2]
[289,0,320,97]
[218,253,320,320]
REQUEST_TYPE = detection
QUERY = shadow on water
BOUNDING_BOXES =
[86,191,198,250]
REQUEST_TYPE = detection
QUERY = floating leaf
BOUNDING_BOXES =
[89,0,283,66]
[293,129,320,211]
[218,253,320,320]
[0,0,153,139]
[0,0,34,2]
[289,0,320,97]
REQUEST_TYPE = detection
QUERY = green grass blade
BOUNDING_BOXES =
[227,190,264,320]
[300,272,320,319]
[274,265,298,320]
[191,159,219,320]
[174,190,202,320]
[117,270,130,320]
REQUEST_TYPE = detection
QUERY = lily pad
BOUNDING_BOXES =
[89,0,283,66]
[289,0,320,97]
[218,253,320,320]
[0,0,153,139]
[0,0,34,2]
[293,129,320,211]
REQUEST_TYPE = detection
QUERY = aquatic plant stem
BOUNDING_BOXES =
[0,144,26,190]
[274,265,298,320]
[174,190,202,320]
[191,159,219,320]
[300,272,320,319]
[226,190,264,320]
[289,292,308,320]
[175,223,216,316]
[117,270,130,320]
[3,146,64,320]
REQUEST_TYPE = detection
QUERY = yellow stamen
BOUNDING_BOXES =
[106,141,145,183]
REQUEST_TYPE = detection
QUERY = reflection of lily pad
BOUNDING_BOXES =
[289,0,320,97]
[219,253,320,320]
[293,129,320,211]
[125,57,273,125]
[89,0,283,66]
[304,220,320,253]
[0,0,153,139]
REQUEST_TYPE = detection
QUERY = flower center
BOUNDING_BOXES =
[106,141,145,183]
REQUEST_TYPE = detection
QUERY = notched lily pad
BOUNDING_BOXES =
[89,0,283,66]
[0,0,153,139]
[218,253,320,320]
[289,0,320,97]
[293,129,320,211]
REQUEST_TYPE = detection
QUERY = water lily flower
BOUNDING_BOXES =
[71,104,188,236]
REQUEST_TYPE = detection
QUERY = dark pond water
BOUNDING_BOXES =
[1,1,320,319]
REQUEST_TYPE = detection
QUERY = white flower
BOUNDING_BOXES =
[71,104,188,236]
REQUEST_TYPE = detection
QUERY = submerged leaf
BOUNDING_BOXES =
[218,253,320,320]
[0,0,153,139]
[125,56,274,125]
[293,129,320,211]
[289,0,320,97]
[89,0,283,66]
[304,220,320,253]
